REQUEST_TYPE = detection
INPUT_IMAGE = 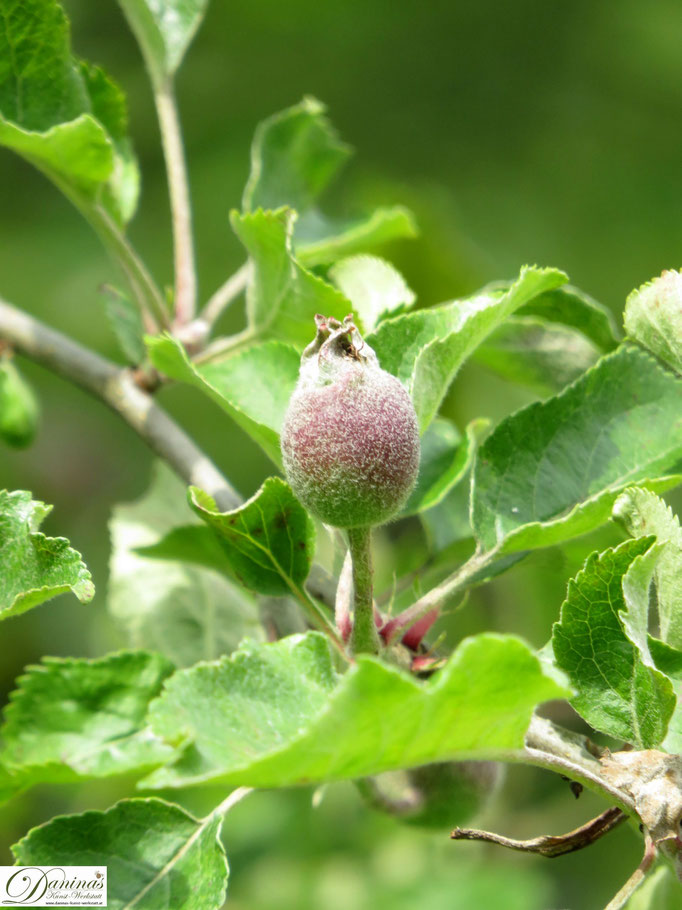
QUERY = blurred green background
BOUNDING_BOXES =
[2,0,681,906]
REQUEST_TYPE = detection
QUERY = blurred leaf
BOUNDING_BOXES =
[613,487,682,649]
[517,283,620,351]
[109,463,262,668]
[240,97,415,267]
[552,538,675,748]
[243,96,351,213]
[624,271,682,376]
[231,207,350,347]
[329,255,416,332]
[296,206,417,267]
[472,346,682,554]
[12,797,228,910]
[101,285,145,364]
[142,631,567,789]
[0,359,40,448]
[0,490,94,620]
[648,636,682,753]
[402,418,487,517]
[188,478,315,597]
[420,475,473,554]
[0,0,138,223]
[624,865,680,910]
[146,335,299,465]
[0,762,26,806]
[369,266,567,431]
[474,316,601,394]
[0,651,174,784]
[117,0,209,86]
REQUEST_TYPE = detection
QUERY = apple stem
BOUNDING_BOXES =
[348,526,381,655]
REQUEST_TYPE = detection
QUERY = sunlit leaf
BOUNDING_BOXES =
[146,335,299,465]
[231,207,351,348]
[613,487,682,649]
[472,346,682,554]
[329,254,415,332]
[188,478,315,597]
[296,206,417,267]
[12,797,228,910]
[0,651,174,783]
[0,490,93,620]
[624,270,682,376]
[142,631,567,789]
[552,538,675,748]
[0,0,138,223]
[369,266,567,431]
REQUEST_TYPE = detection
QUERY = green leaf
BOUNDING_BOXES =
[624,270,682,376]
[142,631,567,789]
[613,487,682,649]
[402,418,487,517]
[472,346,682,554]
[243,96,351,213]
[0,762,27,806]
[231,207,351,347]
[0,490,94,620]
[648,636,682,753]
[0,0,138,223]
[109,463,262,668]
[146,335,299,465]
[12,797,229,910]
[296,206,417,267]
[136,524,233,575]
[368,265,567,432]
[552,538,675,748]
[117,0,209,86]
[474,316,601,394]
[0,651,174,784]
[328,255,416,332]
[516,283,619,352]
[420,476,473,554]
[188,478,315,597]
[101,285,146,364]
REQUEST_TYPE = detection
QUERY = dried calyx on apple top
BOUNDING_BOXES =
[281,314,420,529]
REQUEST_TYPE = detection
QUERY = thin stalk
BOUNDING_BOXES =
[154,78,197,325]
[92,205,170,331]
[382,547,497,645]
[212,786,254,819]
[348,526,381,655]
[192,326,258,364]
[202,262,251,327]
[604,833,656,910]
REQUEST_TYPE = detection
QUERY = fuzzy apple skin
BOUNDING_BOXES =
[281,315,420,528]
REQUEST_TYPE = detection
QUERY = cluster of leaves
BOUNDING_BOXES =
[3,0,682,907]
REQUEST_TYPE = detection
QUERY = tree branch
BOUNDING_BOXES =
[451,806,627,858]
[202,262,251,328]
[0,299,238,510]
[154,79,197,325]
